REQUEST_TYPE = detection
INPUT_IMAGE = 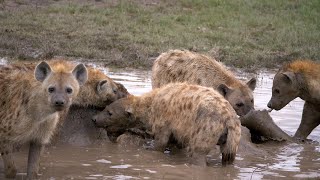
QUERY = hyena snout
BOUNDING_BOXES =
[267,101,272,109]
[51,95,69,111]
[92,113,110,128]
[91,115,103,127]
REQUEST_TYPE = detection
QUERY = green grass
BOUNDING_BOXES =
[0,0,319,69]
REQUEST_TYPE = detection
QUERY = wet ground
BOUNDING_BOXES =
[1,62,320,179]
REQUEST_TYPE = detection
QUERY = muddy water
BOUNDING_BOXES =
[1,65,320,179]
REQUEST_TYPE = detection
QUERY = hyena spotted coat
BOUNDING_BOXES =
[152,49,256,116]
[93,83,241,165]
[1,60,129,108]
[0,61,87,179]
[268,60,320,140]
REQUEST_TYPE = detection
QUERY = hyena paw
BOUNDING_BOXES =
[26,171,39,180]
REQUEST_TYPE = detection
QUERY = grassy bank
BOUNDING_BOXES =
[0,0,319,69]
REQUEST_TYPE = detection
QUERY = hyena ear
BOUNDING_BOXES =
[72,64,88,86]
[97,80,109,93]
[217,84,231,97]
[114,82,129,98]
[35,61,52,82]
[281,72,295,84]
[126,106,133,113]
[125,107,134,121]
[247,77,257,91]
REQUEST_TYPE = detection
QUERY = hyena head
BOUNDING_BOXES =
[95,77,129,106]
[267,71,299,110]
[92,98,135,131]
[35,61,88,112]
[218,77,256,116]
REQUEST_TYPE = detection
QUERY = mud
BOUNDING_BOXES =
[1,66,320,179]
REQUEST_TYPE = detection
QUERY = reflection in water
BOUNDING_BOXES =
[269,144,302,172]
[110,164,133,169]
[0,58,8,66]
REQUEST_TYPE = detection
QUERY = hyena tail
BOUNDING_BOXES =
[220,118,241,166]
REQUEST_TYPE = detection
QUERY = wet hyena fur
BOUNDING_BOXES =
[268,60,320,140]
[152,49,256,116]
[0,60,129,108]
[0,60,130,143]
[0,61,87,179]
[93,83,241,165]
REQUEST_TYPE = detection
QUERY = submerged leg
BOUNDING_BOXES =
[294,102,320,140]
[186,151,208,167]
[153,127,171,152]
[26,141,44,180]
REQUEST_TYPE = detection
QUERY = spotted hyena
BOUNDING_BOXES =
[0,61,87,179]
[1,60,129,108]
[0,60,130,145]
[152,49,256,116]
[92,83,241,165]
[268,60,320,140]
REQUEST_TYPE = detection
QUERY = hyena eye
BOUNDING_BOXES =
[66,87,73,94]
[274,89,280,94]
[107,110,113,116]
[236,102,244,107]
[48,87,55,93]
[251,99,254,103]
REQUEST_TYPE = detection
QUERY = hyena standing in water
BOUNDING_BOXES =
[268,60,320,140]
[93,83,241,165]
[0,61,87,179]
[152,49,256,116]
[0,60,130,143]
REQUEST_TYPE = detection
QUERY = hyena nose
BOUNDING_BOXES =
[92,117,97,123]
[55,100,65,106]
[267,101,272,108]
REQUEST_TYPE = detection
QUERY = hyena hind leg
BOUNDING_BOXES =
[153,127,171,152]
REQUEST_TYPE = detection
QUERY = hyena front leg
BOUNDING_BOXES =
[1,144,17,178]
[26,141,44,179]
[294,102,320,140]
[153,126,171,152]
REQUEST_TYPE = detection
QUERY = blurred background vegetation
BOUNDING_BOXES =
[0,0,319,69]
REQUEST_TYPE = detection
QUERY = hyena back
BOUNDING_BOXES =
[0,61,87,179]
[152,49,256,116]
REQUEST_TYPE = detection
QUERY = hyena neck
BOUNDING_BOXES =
[27,92,60,122]
[296,73,317,103]
[132,93,156,123]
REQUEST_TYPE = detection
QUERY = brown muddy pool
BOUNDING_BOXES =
[1,61,320,179]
